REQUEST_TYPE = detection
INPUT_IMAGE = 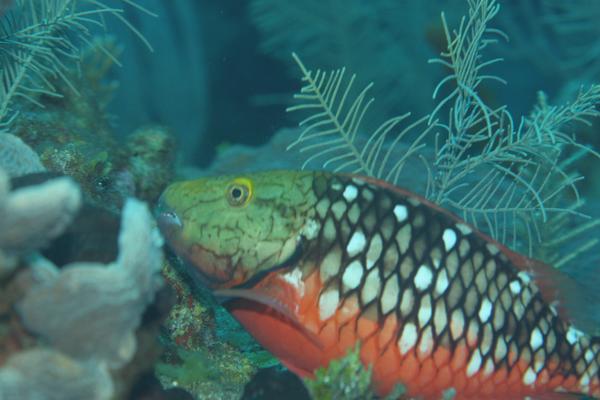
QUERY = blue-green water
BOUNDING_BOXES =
[1,1,600,399]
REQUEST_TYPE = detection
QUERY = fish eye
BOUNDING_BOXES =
[226,182,250,207]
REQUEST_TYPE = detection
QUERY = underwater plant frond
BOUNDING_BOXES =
[0,0,153,126]
[287,0,600,258]
[426,0,600,254]
[287,53,431,184]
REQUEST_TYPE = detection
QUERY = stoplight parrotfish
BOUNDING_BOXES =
[157,170,600,399]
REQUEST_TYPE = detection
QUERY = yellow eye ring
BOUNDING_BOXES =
[226,178,253,207]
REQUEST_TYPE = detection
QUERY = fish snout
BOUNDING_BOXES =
[155,193,183,239]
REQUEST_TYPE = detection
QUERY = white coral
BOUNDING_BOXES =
[0,168,81,276]
[17,198,164,368]
[0,170,164,400]
[0,175,81,255]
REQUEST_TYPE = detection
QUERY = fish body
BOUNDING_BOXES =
[157,170,600,399]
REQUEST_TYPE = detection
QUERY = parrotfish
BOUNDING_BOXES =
[157,170,600,399]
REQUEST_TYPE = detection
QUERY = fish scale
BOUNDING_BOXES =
[157,170,600,399]
[303,173,600,398]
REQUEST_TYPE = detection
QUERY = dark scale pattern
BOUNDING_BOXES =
[307,172,600,396]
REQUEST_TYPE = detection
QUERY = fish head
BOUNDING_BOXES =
[156,170,318,289]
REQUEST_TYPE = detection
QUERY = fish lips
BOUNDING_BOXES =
[155,196,183,243]
[155,196,233,288]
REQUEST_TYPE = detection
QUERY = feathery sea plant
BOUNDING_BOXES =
[287,0,600,258]
[286,53,436,186]
[0,0,155,127]
[427,0,600,253]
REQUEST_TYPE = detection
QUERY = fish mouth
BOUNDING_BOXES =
[156,205,226,287]
[155,193,306,289]
[156,209,182,237]
[155,193,183,233]
[155,194,189,262]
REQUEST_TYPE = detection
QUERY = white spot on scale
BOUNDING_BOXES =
[534,360,544,373]
[361,269,381,304]
[566,325,585,345]
[418,326,434,357]
[342,260,364,290]
[494,338,507,360]
[450,310,465,340]
[530,328,544,351]
[418,298,432,327]
[381,276,400,314]
[399,287,414,317]
[435,270,449,295]
[343,185,358,201]
[346,230,367,256]
[523,367,537,386]
[393,204,408,222]
[323,218,337,241]
[331,201,347,220]
[585,349,594,362]
[414,265,433,291]
[433,301,448,333]
[398,322,418,355]
[347,203,360,224]
[486,243,500,255]
[407,197,420,206]
[509,280,521,294]
[478,298,493,323]
[456,223,472,235]
[362,188,374,201]
[518,271,532,284]
[318,289,339,320]
[301,218,320,240]
[580,373,591,387]
[320,249,342,281]
[442,229,457,251]
[483,358,494,377]
[366,234,383,269]
[281,268,305,296]
[466,349,482,377]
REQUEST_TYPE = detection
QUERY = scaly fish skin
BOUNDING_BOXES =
[157,170,600,399]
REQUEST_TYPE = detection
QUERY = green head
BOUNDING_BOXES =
[156,170,319,288]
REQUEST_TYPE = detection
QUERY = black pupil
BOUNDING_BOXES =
[232,187,243,199]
